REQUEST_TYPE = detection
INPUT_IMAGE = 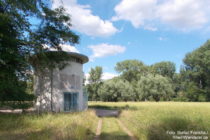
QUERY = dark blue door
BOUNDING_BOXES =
[64,92,78,111]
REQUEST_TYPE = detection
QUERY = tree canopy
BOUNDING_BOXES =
[99,78,134,102]
[0,0,79,101]
[87,66,103,100]
[88,66,103,84]
[151,61,176,79]
[136,74,174,101]
[115,60,147,82]
[181,40,210,101]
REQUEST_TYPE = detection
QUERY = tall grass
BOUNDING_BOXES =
[1,102,209,140]
[0,110,98,140]
[89,102,210,140]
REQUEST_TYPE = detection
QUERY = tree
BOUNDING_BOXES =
[98,78,134,102]
[151,61,176,79]
[181,40,210,101]
[115,60,148,82]
[87,66,103,100]
[0,0,34,101]
[172,73,182,97]
[136,74,174,101]
[88,66,103,84]
[0,1,79,103]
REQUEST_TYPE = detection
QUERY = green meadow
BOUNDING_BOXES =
[89,102,210,140]
[0,102,210,140]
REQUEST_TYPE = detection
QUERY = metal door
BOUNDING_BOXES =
[64,92,78,111]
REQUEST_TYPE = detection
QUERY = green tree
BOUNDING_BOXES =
[98,78,134,101]
[87,66,103,100]
[0,1,79,102]
[88,66,103,84]
[0,0,34,101]
[136,74,174,101]
[151,61,176,79]
[115,60,147,82]
[181,40,210,101]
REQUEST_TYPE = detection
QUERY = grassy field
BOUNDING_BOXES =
[0,102,210,140]
[89,102,210,140]
[0,110,98,140]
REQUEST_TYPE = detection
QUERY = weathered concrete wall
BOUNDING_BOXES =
[34,61,87,112]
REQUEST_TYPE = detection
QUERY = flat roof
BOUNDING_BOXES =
[31,51,89,64]
[66,52,89,64]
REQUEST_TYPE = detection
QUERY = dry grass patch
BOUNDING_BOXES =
[0,110,98,140]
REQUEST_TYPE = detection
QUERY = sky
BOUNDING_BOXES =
[52,0,210,80]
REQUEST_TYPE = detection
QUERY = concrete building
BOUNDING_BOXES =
[34,51,88,112]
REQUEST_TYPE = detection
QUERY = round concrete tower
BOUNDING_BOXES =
[34,51,88,112]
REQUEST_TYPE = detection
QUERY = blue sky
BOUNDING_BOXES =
[52,0,210,80]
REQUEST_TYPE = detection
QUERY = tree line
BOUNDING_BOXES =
[86,40,210,102]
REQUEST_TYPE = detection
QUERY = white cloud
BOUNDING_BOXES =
[84,73,90,85]
[88,43,126,59]
[59,44,79,53]
[44,44,79,53]
[112,0,157,28]
[113,0,210,31]
[157,0,209,30]
[158,37,166,41]
[102,72,118,80]
[144,26,158,31]
[52,0,118,37]
[85,72,118,84]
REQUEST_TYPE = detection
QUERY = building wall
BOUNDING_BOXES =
[34,61,87,112]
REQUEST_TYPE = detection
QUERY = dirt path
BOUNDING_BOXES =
[94,109,137,140]
[94,119,102,140]
[117,119,137,140]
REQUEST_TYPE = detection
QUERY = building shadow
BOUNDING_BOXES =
[89,104,138,118]
[94,109,121,117]
[89,104,138,111]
